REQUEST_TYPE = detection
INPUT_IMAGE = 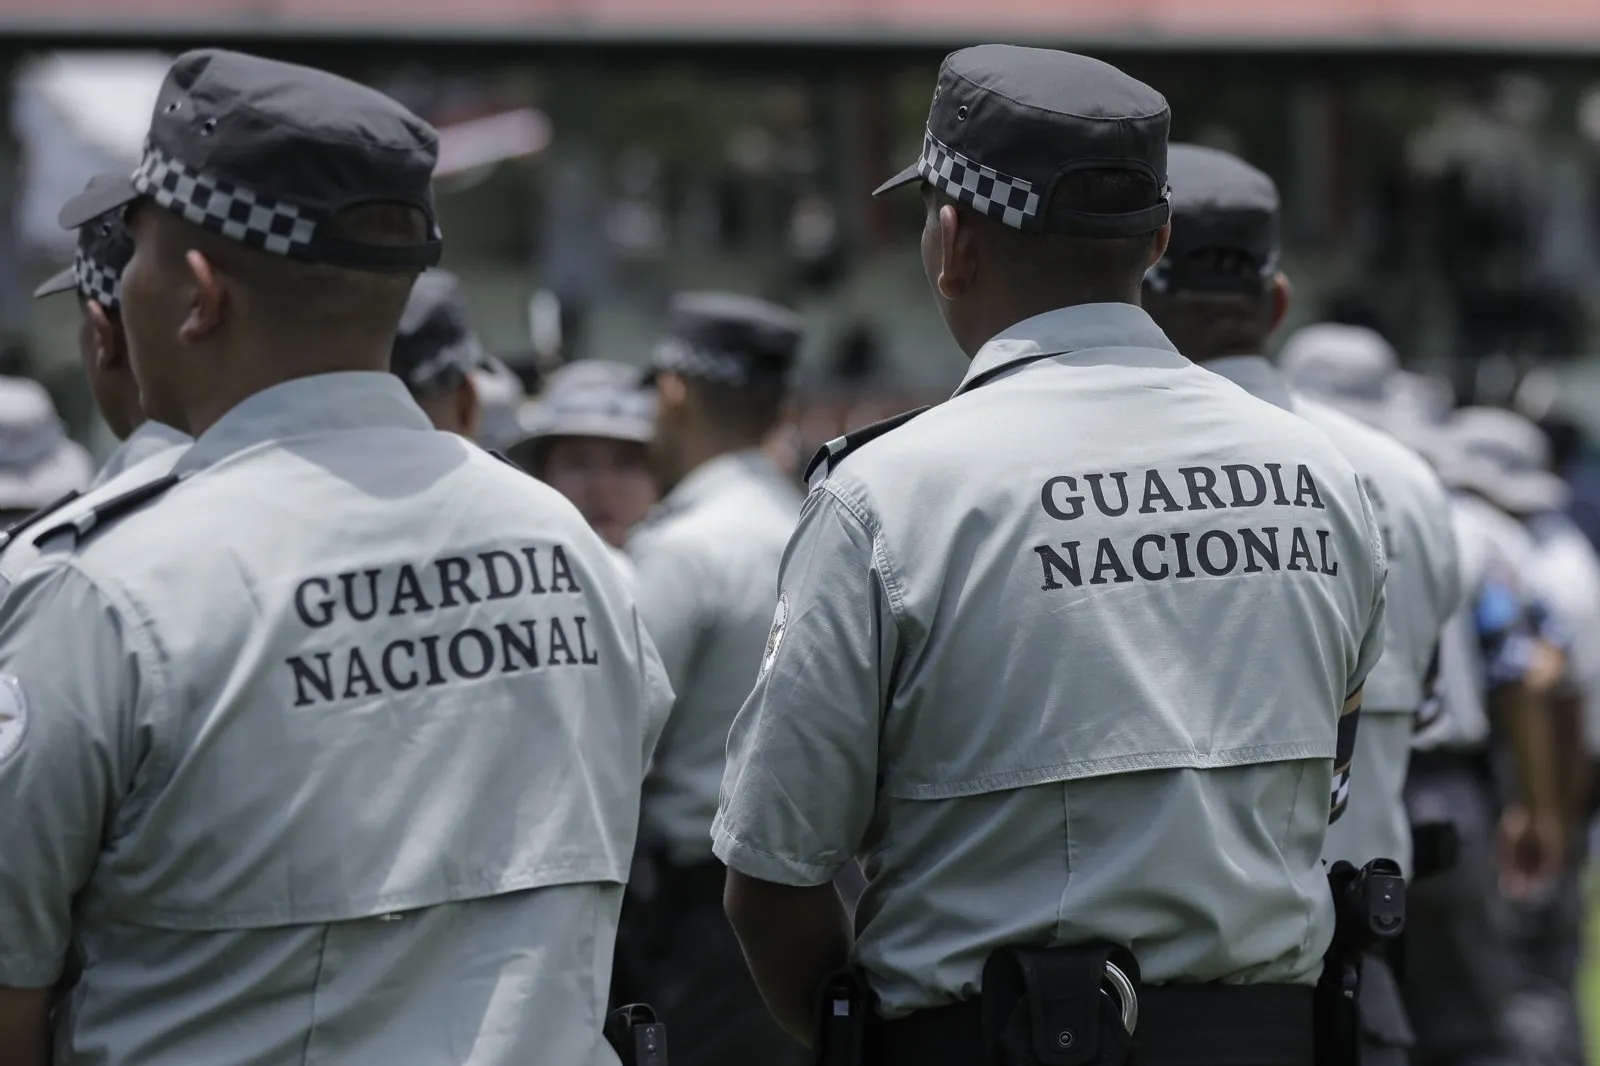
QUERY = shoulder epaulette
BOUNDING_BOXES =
[803,406,932,492]
[488,449,527,474]
[0,489,81,552]
[32,473,181,549]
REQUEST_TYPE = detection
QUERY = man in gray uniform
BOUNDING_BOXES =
[511,360,658,552]
[32,178,191,489]
[0,49,671,1066]
[1142,144,1462,1066]
[1432,408,1590,1066]
[625,292,808,1066]
[713,46,1387,1066]
[389,268,482,439]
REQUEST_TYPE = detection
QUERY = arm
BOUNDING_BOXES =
[0,565,141,1062]
[724,874,854,1043]
[712,486,895,1047]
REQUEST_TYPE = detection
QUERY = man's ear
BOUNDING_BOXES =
[935,204,979,302]
[84,300,121,370]
[1147,222,1172,268]
[1268,271,1294,337]
[656,370,690,414]
[457,373,482,441]
[178,249,226,346]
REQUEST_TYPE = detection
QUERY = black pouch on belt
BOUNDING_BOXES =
[981,942,1140,1066]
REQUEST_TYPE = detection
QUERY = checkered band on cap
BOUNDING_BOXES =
[134,142,319,257]
[73,250,122,310]
[919,130,1041,231]
[652,337,750,386]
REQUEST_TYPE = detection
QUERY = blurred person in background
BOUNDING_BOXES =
[1145,145,1463,1066]
[0,376,91,529]
[509,359,658,553]
[473,353,528,454]
[1435,407,1596,1066]
[389,269,481,439]
[30,177,189,490]
[624,291,808,1066]
[1285,333,1565,1066]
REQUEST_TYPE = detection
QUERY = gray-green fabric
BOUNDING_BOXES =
[713,303,1388,1017]
[86,420,191,491]
[0,372,672,1063]
[1206,356,1461,876]
[1420,493,1541,752]
[628,450,801,864]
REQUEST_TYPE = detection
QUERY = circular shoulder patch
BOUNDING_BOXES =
[759,593,789,680]
[0,674,27,763]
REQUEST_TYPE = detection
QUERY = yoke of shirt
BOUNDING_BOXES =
[0,444,186,598]
[17,373,670,932]
[1206,356,1461,717]
[813,304,1387,800]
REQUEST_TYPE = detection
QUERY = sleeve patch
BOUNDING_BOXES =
[759,593,789,680]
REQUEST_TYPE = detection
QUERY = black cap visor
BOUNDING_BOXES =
[32,266,77,300]
[872,160,923,198]
[58,174,137,231]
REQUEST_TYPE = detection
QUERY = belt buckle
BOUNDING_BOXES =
[1103,960,1139,1035]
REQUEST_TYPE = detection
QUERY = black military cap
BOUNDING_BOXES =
[58,49,442,273]
[875,45,1171,237]
[1146,143,1280,295]
[391,270,481,395]
[648,292,803,388]
[34,175,135,311]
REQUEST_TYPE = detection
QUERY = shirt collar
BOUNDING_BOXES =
[175,372,434,475]
[657,449,781,516]
[1202,355,1298,413]
[956,302,1181,397]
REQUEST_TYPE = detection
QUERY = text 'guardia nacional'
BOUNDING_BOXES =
[1032,463,1343,590]
[286,546,599,707]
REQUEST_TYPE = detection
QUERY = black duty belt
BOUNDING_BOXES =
[876,983,1314,1066]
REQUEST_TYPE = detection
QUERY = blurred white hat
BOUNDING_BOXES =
[1433,406,1569,515]
[0,376,92,512]
[1279,324,1400,428]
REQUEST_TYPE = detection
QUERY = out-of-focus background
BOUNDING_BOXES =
[9,0,1600,1052]
[13,0,1600,467]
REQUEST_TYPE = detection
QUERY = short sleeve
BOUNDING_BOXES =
[1347,476,1390,699]
[0,564,146,987]
[628,531,711,692]
[633,605,675,770]
[711,486,896,887]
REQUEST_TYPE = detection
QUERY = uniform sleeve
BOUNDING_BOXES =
[633,605,674,770]
[1475,566,1537,689]
[711,486,896,887]
[628,531,711,693]
[0,564,150,987]
[1347,475,1390,699]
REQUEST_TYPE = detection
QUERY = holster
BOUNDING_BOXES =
[1315,859,1406,1066]
[605,1003,669,1066]
[981,942,1140,1066]
[813,968,872,1066]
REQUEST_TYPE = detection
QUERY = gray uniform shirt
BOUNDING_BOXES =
[0,373,673,1065]
[88,421,191,490]
[628,451,801,864]
[1419,493,1539,752]
[1207,356,1461,875]
[714,305,1387,1016]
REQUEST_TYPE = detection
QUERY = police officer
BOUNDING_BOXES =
[32,178,191,488]
[510,359,659,552]
[1142,144,1462,1066]
[389,268,482,438]
[625,291,808,1066]
[0,49,671,1066]
[0,377,91,529]
[712,45,1387,1065]
[1430,407,1589,1066]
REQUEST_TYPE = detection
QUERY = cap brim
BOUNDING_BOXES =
[1434,453,1571,515]
[872,160,924,198]
[58,174,137,230]
[32,266,76,300]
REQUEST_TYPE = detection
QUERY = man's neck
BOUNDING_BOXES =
[966,291,1142,357]
[671,431,761,490]
[184,341,388,437]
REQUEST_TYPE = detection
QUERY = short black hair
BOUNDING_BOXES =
[939,169,1165,302]
[163,201,428,342]
[1142,248,1276,360]
[687,375,786,440]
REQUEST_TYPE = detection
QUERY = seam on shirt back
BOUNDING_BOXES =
[820,481,910,625]
[1284,761,1317,962]
[299,922,333,1066]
